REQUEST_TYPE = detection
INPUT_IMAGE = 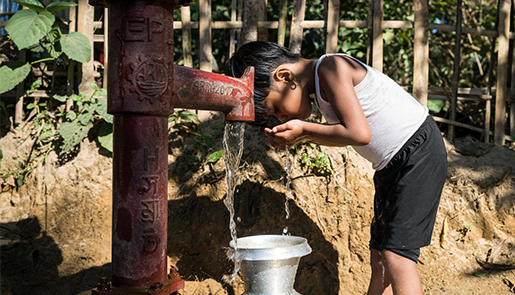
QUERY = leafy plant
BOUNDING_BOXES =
[293,142,332,177]
[0,149,52,187]
[168,110,224,169]
[55,82,112,154]
[0,83,111,187]
[0,0,91,94]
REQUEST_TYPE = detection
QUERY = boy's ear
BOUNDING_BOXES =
[274,67,294,83]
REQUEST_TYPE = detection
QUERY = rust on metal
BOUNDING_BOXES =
[174,65,255,121]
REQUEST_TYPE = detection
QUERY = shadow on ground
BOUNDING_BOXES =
[167,179,340,295]
[1,217,111,295]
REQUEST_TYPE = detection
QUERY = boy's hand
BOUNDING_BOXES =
[264,119,305,149]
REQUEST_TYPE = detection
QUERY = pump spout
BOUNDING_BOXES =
[173,65,255,122]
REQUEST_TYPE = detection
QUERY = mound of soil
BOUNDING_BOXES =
[1,115,515,295]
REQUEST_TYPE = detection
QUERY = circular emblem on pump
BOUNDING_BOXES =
[128,55,168,103]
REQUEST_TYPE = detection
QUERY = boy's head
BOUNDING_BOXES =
[226,41,301,125]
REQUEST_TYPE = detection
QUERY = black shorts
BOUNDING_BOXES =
[369,115,447,263]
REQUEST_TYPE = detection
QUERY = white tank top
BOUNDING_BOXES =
[314,54,428,170]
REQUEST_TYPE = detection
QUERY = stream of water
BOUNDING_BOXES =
[221,122,245,283]
[283,146,296,235]
[221,125,296,281]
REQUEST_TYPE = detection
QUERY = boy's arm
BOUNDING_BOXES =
[266,55,371,149]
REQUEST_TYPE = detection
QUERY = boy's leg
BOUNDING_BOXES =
[369,116,446,294]
[367,249,392,295]
[382,250,423,295]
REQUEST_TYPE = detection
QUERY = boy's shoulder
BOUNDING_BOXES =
[317,54,366,79]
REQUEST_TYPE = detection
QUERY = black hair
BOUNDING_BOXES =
[225,41,301,125]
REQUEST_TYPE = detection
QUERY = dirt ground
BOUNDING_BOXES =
[1,113,515,295]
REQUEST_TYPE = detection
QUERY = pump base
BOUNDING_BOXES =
[92,268,184,295]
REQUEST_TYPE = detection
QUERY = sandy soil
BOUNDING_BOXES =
[1,114,515,295]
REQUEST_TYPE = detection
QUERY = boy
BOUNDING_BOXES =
[226,41,447,295]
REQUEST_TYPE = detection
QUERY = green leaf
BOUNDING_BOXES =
[66,110,77,120]
[46,25,61,43]
[57,121,93,154]
[98,123,113,152]
[179,110,200,122]
[53,94,69,102]
[207,151,223,164]
[95,98,113,124]
[78,112,93,125]
[5,10,55,49]
[94,88,107,96]
[61,32,91,63]
[46,2,77,13]
[95,88,107,96]
[474,272,488,277]
[39,131,54,139]
[31,80,41,89]
[45,26,62,58]
[428,100,446,113]
[14,0,45,12]
[17,174,25,187]
[0,62,31,94]
[90,82,99,90]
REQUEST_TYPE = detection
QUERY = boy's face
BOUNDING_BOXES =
[264,81,312,122]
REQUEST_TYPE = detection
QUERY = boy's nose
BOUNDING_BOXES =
[275,111,288,122]
[278,114,288,122]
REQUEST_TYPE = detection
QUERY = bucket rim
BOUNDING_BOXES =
[229,234,312,261]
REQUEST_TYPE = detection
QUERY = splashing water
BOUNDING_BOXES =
[283,145,296,235]
[222,122,245,283]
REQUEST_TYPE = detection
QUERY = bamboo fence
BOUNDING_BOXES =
[1,0,514,145]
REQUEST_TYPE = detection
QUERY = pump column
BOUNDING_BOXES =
[90,0,184,294]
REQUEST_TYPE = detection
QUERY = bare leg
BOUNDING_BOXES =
[382,250,423,295]
[367,249,393,295]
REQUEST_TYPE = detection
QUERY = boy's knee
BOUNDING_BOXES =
[383,250,417,268]
[369,249,387,271]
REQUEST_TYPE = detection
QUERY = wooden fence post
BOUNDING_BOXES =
[199,0,212,72]
[229,0,237,56]
[103,7,108,88]
[370,0,383,72]
[181,6,193,68]
[289,0,305,53]
[277,0,288,46]
[449,0,463,141]
[258,0,268,41]
[240,0,258,46]
[198,0,213,123]
[64,2,76,113]
[77,0,95,97]
[494,0,511,145]
[413,0,429,106]
[325,0,340,54]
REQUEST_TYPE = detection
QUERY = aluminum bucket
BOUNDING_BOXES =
[230,235,312,295]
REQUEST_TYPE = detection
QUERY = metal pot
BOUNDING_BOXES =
[230,235,312,295]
